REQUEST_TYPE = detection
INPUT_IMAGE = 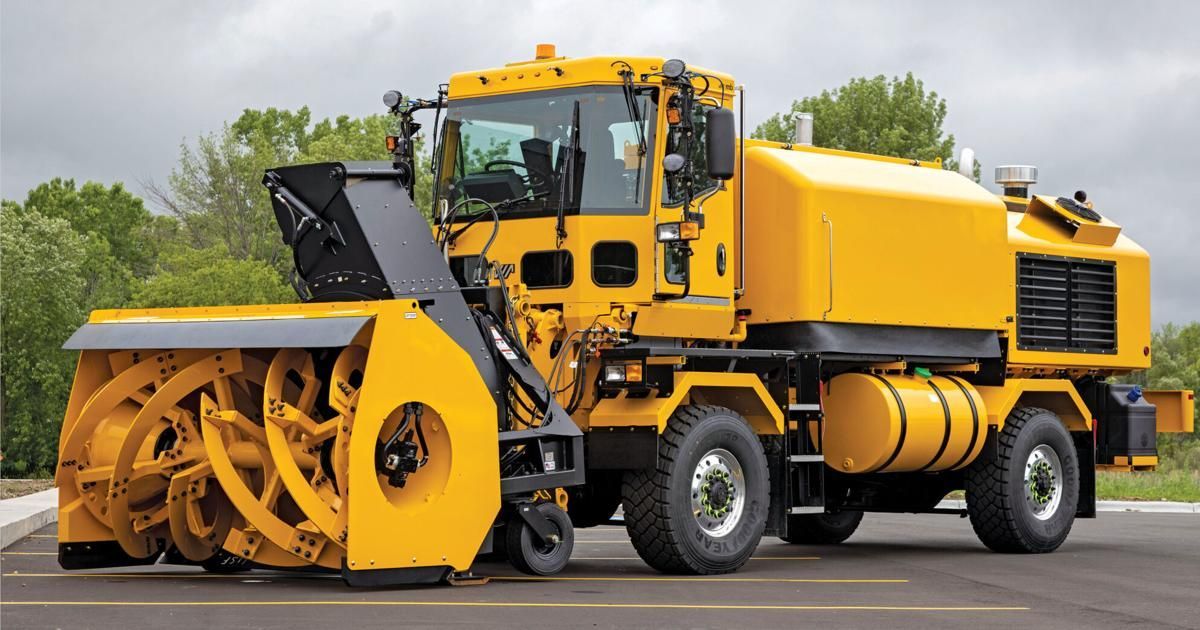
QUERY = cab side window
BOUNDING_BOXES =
[592,241,637,287]
[521,250,573,288]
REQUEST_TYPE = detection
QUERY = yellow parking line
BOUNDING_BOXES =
[0,601,1028,612]
[2,572,893,584]
[2,572,325,580]
[572,556,820,561]
[493,576,904,583]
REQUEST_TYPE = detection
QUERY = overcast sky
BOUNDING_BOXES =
[2,0,1197,325]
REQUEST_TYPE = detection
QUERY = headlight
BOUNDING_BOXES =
[603,362,643,383]
[604,364,627,382]
[656,221,700,243]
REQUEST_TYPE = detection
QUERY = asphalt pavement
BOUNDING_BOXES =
[2,511,1197,629]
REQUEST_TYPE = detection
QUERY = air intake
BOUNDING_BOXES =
[1016,253,1116,354]
[996,165,1037,198]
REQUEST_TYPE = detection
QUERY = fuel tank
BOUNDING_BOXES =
[821,372,987,473]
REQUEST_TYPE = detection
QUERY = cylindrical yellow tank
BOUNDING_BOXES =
[820,373,987,473]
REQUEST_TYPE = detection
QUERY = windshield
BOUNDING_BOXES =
[436,86,656,219]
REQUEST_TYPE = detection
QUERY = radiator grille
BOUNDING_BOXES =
[1016,254,1116,353]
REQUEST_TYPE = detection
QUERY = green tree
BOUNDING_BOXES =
[147,107,428,276]
[129,243,295,308]
[20,178,155,275]
[1,206,88,475]
[16,178,159,308]
[753,72,978,177]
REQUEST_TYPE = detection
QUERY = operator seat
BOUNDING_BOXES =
[580,127,628,208]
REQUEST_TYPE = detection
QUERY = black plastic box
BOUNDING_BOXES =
[1083,382,1158,463]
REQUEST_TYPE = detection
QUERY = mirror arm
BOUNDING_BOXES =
[694,181,725,216]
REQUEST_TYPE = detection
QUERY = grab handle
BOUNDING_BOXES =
[822,212,833,320]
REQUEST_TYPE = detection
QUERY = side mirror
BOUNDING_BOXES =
[706,108,736,180]
[662,153,686,173]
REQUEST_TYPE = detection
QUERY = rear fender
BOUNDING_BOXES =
[975,379,1092,432]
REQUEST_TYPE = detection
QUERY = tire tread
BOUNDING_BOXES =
[622,405,764,574]
[965,406,1073,553]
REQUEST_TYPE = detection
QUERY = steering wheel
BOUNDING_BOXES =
[483,159,551,193]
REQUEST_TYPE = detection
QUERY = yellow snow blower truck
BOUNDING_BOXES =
[55,46,1194,585]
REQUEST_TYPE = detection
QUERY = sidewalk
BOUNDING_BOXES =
[1,487,58,549]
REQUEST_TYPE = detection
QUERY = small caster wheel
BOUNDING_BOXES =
[505,502,574,575]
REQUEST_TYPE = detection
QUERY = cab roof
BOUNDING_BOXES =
[447,48,736,103]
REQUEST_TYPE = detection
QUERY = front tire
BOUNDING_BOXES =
[622,405,769,574]
[780,510,863,545]
[966,407,1079,553]
[504,503,574,575]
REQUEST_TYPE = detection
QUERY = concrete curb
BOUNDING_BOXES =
[936,498,1199,514]
[1,487,58,549]
[1095,500,1199,514]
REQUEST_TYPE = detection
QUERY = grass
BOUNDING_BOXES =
[0,478,55,499]
[946,467,1200,503]
[1096,469,1200,502]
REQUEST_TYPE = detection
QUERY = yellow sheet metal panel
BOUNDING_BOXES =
[1005,211,1151,371]
[821,373,986,473]
[346,300,499,574]
[974,378,1092,431]
[84,301,382,323]
[1143,390,1195,433]
[739,146,1009,330]
[589,371,783,435]
[1020,194,1123,247]
[448,54,735,101]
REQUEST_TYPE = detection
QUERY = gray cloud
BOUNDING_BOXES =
[2,0,1197,324]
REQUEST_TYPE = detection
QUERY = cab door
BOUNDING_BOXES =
[636,96,738,340]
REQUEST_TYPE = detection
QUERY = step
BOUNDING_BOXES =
[789,506,826,515]
[788,454,824,463]
[787,403,820,412]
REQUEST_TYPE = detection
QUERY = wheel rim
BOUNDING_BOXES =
[532,519,563,557]
[1024,444,1063,520]
[690,448,746,537]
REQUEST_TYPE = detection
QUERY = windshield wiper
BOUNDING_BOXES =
[555,100,580,248]
[618,66,647,156]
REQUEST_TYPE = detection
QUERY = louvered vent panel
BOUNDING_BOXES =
[1017,254,1116,354]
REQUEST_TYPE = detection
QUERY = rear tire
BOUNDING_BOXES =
[965,407,1079,553]
[622,405,769,574]
[780,510,863,545]
[504,503,574,575]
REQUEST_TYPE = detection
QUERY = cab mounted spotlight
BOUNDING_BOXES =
[661,58,687,79]
[382,90,403,111]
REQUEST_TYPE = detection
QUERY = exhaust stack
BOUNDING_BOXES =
[793,113,813,146]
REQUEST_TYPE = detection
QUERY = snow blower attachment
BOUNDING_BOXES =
[56,103,584,584]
